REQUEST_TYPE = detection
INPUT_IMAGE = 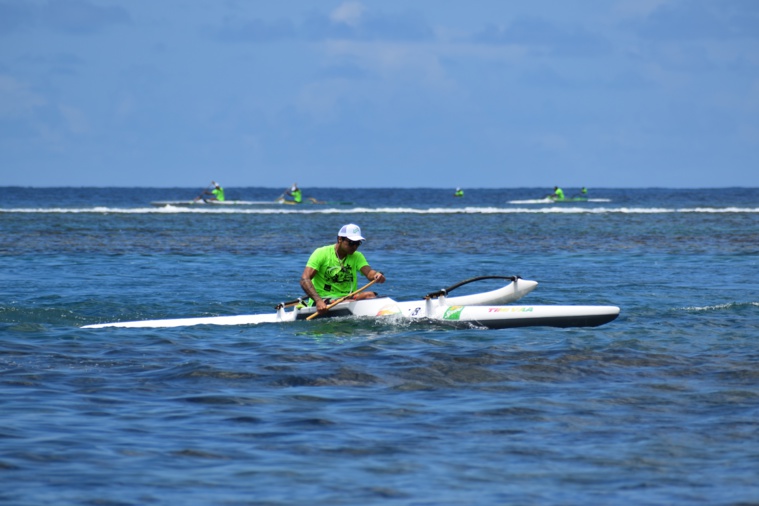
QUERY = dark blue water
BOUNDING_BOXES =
[1,187,758,505]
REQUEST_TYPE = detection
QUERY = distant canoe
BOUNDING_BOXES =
[550,197,589,203]
[508,197,611,205]
[151,200,277,207]
[276,198,354,206]
[152,199,354,207]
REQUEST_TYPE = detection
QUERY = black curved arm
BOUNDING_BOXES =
[424,275,521,299]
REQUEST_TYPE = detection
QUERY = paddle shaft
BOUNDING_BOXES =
[305,279,378,321]
[277,185,293,201]
[195,183,215,200]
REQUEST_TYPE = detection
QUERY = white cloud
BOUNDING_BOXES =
[0,75,46,117]
[114,93,136,121]
[295,80,347,121]
[530,132,569,152]
[330,1,365,27]
[612,0,673,19]
[324,40,451,89]
[59,104,89,134]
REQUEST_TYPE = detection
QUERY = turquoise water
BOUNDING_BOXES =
[1,187,758,504]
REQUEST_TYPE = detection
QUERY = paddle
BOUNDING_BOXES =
[276,185,295,202]
[194,183,214,202]
[306,279,378,321]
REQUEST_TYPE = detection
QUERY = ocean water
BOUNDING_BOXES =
[1,187,758,505]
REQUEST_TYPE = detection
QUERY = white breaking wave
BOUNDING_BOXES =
[682,302,759,312]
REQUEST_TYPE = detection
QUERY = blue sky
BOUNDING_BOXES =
[1,0,757,188]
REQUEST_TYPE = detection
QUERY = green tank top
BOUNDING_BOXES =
[306,245,368,298]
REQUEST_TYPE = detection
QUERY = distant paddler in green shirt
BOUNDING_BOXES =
[454,187,464,197]
[211,182,225,201]
[195,181,225,201]
[300,224,386,315]
[285,183,302,204]
[279,183,325,205]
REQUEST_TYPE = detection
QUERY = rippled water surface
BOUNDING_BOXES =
[1,187,758,505]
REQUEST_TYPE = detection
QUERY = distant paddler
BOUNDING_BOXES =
[278,183,324,204]
[574,187,588,198]
[284,183,302,204]
[454,187,464,197]
[194,181,225,202]
[548,186,564,201]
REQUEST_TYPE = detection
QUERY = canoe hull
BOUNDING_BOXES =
[151,199,355,207]
[82,304,619,330]
[151,200,275,207]
[84,278,539,329]
[300,300,620,329]
[82,278,620,330]
[435,305,620,329]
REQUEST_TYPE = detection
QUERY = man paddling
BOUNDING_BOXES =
[196,181,225,201]
[551,186,564,200]
[285,183,302,203]
[300,224,386,315]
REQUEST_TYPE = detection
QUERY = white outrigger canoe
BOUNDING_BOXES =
[150,199,354,207]
[83,276,620,330]
[150,200,276,207]
[508,198,612,204]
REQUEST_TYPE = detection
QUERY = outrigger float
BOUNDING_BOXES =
[83,276,620,330]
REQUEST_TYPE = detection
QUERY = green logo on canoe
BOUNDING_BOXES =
[443,306,464,320]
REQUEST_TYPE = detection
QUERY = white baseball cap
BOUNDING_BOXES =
[338,224,365,241]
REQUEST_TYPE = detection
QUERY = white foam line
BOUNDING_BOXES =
[682,302,759,311]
